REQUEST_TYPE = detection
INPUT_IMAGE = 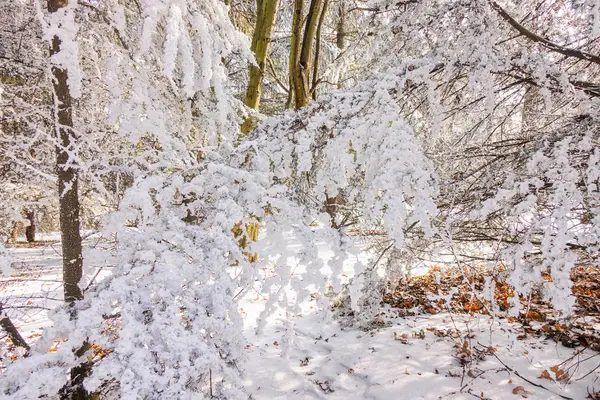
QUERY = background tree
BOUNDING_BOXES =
[244,0,280,110]
[292,0,323,108]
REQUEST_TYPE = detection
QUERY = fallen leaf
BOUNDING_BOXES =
[538,370,553,381]
[550,365,569,382]
[512,385,530,396]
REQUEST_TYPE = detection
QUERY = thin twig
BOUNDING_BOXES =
[84,266,104,293]
[487,348,574,400]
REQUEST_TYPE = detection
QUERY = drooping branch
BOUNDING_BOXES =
[489,0,600,66]
[0,304,29,353]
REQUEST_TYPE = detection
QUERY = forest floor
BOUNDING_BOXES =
[1,238,600,400]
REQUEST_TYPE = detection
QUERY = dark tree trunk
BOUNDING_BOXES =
[336,2,345,50]
[58,342,94,400]
[335,3,345,90]
[48,1,90,399]
[25,210,35,243]
[48,0,83,304]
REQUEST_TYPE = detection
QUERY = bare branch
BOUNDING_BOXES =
[489,0,600,66]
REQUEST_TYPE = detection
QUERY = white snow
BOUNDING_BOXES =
[2,239,599,399]
[242,305,599,399]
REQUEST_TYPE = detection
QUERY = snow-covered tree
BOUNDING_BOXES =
[319,0,600,315]
[2,0,600,398]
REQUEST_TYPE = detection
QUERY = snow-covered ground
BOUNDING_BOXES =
[1,243,64,336]
[242,304,599,399]
[1,234,111,338]
[2,240,599,399]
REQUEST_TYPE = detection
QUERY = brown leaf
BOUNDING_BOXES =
[512,385,530,396]
[394,332,409,344]
[538,370,553,381]
[550,365,569,382]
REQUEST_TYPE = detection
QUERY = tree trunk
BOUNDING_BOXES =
[335,3,345,90]
[336,2,345,50]
[48,1,90,398]
[293,0,323,109]
[25,210,35,243]
[244,0,280,110]
[58,341,95,400]
[9,221,22,244]
[286,0,303,109]
[311,0,329,101]
[48,0,84,305]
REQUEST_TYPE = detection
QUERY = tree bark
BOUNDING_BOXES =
[9,221,22,244]
[286,0,303,109]
[244,0,280,110]
[336,2,345,50]
[25,210,35,243]
[48,0,84,305]
[311,0,329,100]
[293,0,323,109]
[58,341,95,400]
[335,2,345,90]
[48,2,91,396]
